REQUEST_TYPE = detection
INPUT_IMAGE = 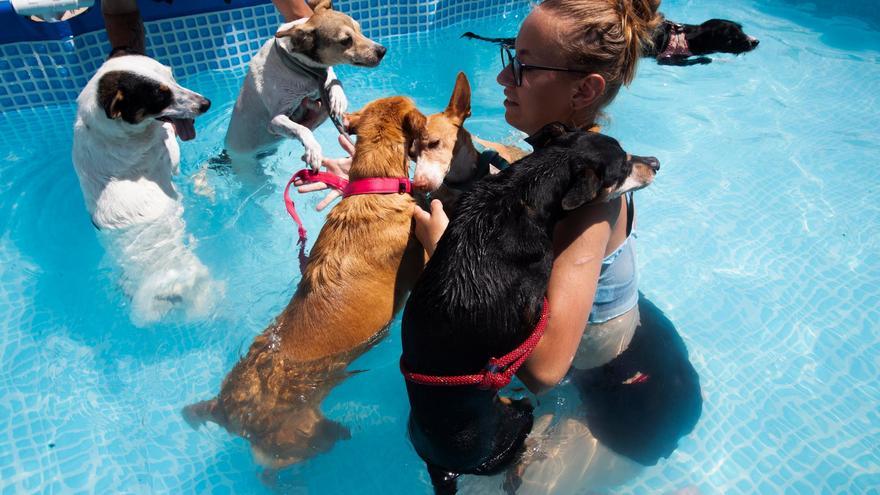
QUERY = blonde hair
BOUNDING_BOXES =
[539,0,661,109]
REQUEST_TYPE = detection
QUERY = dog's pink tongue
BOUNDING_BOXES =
[171,118,196,141]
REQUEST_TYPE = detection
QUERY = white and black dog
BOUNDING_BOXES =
[223,0,385,175]
[72,53,222,325]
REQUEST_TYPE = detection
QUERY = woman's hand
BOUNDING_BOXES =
[295,135,354,211]
[412,199,449,257]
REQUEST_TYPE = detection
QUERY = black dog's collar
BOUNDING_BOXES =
[442,150,511,192]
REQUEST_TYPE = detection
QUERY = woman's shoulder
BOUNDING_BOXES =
[552,197,621,257]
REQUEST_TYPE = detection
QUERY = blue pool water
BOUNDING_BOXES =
[1,0,879,493]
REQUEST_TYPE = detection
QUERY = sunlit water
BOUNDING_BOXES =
[1,0,878,492]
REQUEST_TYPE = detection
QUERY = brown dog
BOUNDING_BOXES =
[183,96,427,472]
[411,73,527,215]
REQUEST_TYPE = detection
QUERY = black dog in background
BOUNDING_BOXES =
[400,123,660,494]
[462,15,758,66]
[646,17,759,65]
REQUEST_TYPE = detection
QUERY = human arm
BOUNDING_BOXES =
[272,0,314,22]
[517,199,619,395]
[411,199,449,257]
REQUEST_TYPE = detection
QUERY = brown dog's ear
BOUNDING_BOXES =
[307,0,333,12]
[275,24,315,53]
[402,107,427,145]
[562,168,600,211]
[343,111,361,135]
[444,71,471,127]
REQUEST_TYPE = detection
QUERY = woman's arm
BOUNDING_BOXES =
[517,199,620,394]
[272,0,314,22]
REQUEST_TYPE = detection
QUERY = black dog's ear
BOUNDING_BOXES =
[276,24,315,53]
[526,122,569,149]
[562,168,600,211]
[97,71,172,123]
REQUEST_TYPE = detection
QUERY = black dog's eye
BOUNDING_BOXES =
[340,35,353,47]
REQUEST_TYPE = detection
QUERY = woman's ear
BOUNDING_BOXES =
[571,74,606,111]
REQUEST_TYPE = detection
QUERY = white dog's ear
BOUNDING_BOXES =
[307,0,333,12]
[276,24,316,52]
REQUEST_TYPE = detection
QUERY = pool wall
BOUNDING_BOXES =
[0,0,525,112]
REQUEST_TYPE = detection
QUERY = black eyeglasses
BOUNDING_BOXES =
[500,46,590,87]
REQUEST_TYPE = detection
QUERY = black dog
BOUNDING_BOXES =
[647,17,759,65]
[400,123,660,494]
[462,16,758,66]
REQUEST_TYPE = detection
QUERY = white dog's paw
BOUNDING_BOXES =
[191,166,216,202]
[301,136,323,171]
[130,261,223,326]
[327,83,348,120]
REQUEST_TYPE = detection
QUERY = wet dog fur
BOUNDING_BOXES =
[183,96,430,474]
[400,124,660,493]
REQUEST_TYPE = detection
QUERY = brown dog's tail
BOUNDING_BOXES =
[182,398,222,430]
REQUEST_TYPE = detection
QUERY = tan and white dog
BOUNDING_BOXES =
[223,0,385,175]
[72,54,222,325]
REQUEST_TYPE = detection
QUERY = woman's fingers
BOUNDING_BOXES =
[338,134,356,156]
[412,203,431,223]
[316,190,342,211]
[295,182,329,193]
[412,200,449,256]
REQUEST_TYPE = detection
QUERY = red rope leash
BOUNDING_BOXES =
[400,298,550,390]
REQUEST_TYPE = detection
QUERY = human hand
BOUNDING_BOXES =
[294,134,355,211]
[412,199,449,257]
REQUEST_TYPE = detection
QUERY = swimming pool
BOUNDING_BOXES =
[1,0,879,492]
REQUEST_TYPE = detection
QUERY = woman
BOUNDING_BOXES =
[307,0,702,491]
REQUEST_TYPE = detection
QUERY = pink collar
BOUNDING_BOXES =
[284,168,414,273]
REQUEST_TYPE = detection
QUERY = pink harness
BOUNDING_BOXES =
[657,23,692,60]
[283,168,414,273]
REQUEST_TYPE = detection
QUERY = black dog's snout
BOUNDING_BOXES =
[198,97,211,113]
[375,45,387,60]
[749,37,760,48]
[632,155,660,172]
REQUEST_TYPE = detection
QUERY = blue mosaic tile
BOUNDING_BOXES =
[0,0,523,113]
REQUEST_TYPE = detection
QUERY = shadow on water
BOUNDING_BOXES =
[572,294,704,466]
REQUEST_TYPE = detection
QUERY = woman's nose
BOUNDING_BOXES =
[496,65,514,87]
